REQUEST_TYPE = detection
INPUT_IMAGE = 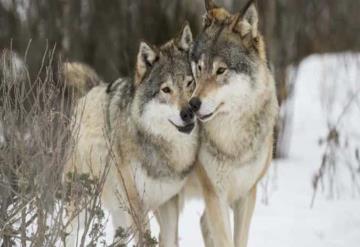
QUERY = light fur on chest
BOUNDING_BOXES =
[199,134,271,204]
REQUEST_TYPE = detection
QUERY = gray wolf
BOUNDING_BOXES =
[63,23,198,246]
[183,0,279,246]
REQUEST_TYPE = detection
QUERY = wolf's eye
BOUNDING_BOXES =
[216,67,227,75]
[197,64,202,72]
[161,87,171,94]
[187,80,194,88]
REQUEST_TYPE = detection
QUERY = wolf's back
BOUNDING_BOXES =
[64,85,111,176]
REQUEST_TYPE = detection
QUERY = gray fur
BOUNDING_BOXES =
[191,23,257,78]
[135,129,195,179]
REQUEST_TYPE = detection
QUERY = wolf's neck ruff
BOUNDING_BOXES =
[136,128,195,180]
[201,97,275,165]
[201,127,238,162]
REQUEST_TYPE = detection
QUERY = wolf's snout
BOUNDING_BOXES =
[189,97,201,112]
[180,106,194,123]
[169,106,195,134]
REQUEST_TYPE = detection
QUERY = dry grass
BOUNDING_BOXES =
[0,48,156,246]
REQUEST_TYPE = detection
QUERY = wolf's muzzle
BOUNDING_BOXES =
[169,106,195,134]
[180,106,194,123]
[189,97,201,112]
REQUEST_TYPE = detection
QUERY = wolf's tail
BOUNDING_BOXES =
[62,62,103,98]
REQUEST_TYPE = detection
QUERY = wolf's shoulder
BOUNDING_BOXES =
[106,77,134,109]
[106,77,132,95]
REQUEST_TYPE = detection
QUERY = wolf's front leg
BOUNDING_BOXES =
[102,190,133,245]
[200,211,215,247]
[232,186,257,247]
[155,195,179,247]
[196,163,233,247]
[201,196,233,247]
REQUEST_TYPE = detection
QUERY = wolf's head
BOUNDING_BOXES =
[132,23,196,136]
[189,0,272,122]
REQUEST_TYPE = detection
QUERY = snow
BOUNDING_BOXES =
[153,54,360,247]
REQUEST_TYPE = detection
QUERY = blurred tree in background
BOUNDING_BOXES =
[1,0,360,156]
[0,0,202,80]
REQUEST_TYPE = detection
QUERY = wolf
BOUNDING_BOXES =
[63,23,198,246]
[182,1,279,246]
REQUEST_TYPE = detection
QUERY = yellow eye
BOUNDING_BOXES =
[216,67,227,75]
[161,87,171,94]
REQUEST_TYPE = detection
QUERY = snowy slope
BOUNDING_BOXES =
[165,54,360,247]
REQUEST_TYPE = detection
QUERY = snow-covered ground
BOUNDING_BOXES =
[151,54,360,247]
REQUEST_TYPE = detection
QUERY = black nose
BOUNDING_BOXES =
[180,107,194,123]
[189,97,201,112]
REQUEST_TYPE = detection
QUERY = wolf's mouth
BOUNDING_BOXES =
[168,120,195,134]
[197,102,224,122]
[198,112,213,121]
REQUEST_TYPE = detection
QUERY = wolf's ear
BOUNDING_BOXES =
[176,23,193,52]
[231,0,258,39]
[135,42,158,86]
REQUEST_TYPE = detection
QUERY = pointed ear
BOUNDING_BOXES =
[135,42,158,86]
[176,22,193,52]
[232,0,258,38]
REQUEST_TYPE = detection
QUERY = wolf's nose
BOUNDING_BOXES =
[180,107,194,123]
[189,97,201,112]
